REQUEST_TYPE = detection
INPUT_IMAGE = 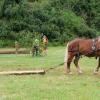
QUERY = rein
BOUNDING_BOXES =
[45,62,64,72]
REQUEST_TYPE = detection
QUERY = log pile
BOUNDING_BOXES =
[0,49,30,54]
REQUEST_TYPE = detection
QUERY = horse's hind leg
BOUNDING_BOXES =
[74,56,83,74]
[94,57,100,74]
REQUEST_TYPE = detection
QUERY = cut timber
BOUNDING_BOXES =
[0,50,15,54]
[0,70,45,75]
[0,49,30,54]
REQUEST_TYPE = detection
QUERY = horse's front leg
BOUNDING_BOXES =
[64,54,74,74]
[94,57,100,74]
[74,56,83,74]
[64,61,72,74]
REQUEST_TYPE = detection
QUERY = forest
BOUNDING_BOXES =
[0,0,100,46]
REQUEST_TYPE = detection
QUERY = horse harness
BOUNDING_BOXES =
[68,38,100,58]
[91,38,100,53]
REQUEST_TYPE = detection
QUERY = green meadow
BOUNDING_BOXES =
[0,47,100,100]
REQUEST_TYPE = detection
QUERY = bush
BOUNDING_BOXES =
[0,39,15,47]
[0,0,98,47]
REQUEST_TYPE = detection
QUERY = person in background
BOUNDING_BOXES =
[32,38,40,56]
[42,35,48,55]
[15,41,19,54]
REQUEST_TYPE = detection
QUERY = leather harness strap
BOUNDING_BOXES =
[91,38,100,52]
[68,43,80,58]
[92,39,96,51]
[68,38,100,57]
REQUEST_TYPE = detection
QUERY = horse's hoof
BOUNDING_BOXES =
[64,72,67,75]
[93,71,98,74]
[68,72,73,75]
[78,70,83,74]
[64,72,72,75]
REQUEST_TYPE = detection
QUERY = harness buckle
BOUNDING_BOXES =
[92,39,96,51]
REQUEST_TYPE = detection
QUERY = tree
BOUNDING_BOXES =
[0,0,99,47]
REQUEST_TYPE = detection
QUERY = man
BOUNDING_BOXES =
[42,35,48,55]
[32,38,40,56]
[15,41,19,54]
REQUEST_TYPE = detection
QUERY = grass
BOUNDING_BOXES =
[0,47,64,71]
[0,46,100,100]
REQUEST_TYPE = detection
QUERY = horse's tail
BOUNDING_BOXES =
[64,42,69,63]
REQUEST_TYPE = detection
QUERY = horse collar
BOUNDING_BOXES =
[92,39,96,51]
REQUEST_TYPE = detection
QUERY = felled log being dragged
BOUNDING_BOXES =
[0,70,45,75]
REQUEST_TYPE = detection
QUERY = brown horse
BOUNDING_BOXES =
[64,37,100,74]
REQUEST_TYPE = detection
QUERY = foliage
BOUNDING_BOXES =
[0,0,99,47]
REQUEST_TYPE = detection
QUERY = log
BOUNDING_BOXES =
[0,50,30,54]
[0,70,45,75]
[0,50,15,54]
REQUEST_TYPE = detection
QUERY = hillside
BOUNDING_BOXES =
[0,0,100,46]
